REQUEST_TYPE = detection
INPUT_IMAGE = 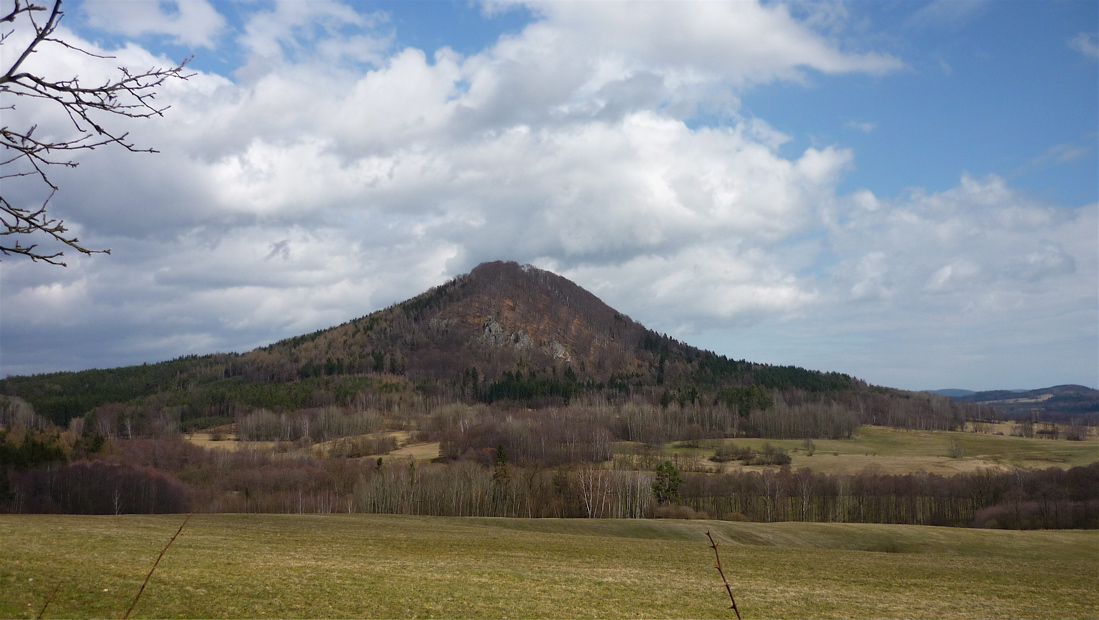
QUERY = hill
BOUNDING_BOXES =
[1,261,881,425]
[926,389,976,398]
[243,259,695,386]
[237,259,862,395]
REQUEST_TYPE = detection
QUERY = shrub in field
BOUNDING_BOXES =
[710,444,754,463]
[710,443,792,466]
[653,504,709,519]
[748,443,792,466]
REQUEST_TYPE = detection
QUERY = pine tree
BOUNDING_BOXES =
[651,460,682,505]
[493,444,510,486]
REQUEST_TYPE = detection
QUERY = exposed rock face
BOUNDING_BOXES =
[481,317,535,351]
[548,340,571,362]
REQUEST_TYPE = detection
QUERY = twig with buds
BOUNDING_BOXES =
[706,531,742,620]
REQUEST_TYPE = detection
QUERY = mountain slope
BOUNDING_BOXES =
[238,260,725,387]
[4,261,901,427]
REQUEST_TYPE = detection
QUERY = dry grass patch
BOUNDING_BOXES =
[383,440,442,461]
[312,430,441,461]
[183,427,278,453]
[184,428,443,461]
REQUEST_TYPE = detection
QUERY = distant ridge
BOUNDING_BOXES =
[942,384,1099,421]
[927,389,976,398]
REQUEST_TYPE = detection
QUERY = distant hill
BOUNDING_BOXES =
[2,261,977,433]
[947,385,1099,422]
[927,389,977,398]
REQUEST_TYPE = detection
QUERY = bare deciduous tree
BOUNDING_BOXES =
[1,0,189,265]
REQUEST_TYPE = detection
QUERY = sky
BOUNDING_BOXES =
[0,0,1096,392]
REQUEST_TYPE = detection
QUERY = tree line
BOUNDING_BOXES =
[6,373,978,452]
[2,389,1093,528]
[4,431,1094,529]
[678,463,1098,529]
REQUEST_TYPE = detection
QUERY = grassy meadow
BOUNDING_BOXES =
[2,513,1096,619]
[663,424,1099,475]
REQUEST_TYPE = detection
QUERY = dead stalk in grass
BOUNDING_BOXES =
[123,513,192,619]
[706,531,742,620]
[35,581,62,620]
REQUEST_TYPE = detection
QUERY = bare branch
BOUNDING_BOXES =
[706,531,742,620]
[0,0,190,265]
[35,579,63,620]
[0,193,108,266]
[1,1,47,26]
[123,513,192,619]
[1,1,62,87]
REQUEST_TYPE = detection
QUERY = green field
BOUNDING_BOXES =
[2,514,1096,619]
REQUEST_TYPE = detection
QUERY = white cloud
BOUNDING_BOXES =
[825,175,1096,317]
[80,0,227,48]
[906,0,990,30]
[235,0,392,79]
[535,1,901,79]
[468,1,901,123]
[1069,32,1099,61]
[1026,143,1094,170]
[559,247,822,333]
[845,120,876,133]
